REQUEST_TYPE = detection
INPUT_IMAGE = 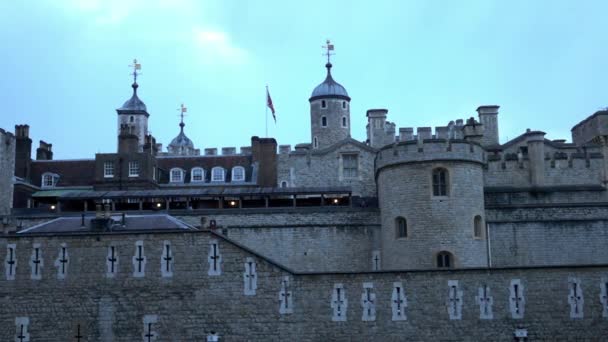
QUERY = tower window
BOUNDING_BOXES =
[342,154,358,178]
[211,167,225,182]
[103,161,115,178]
[191,167,204,182]
[130,116,134,123]
[474,215,483,238]
[437,251,453,268]
[280,181,288,188]
[321,100,326,108]
[321,116,327,127]
[128,161,139,177]
[395,217,407,238]
[342,116,347,128]
[170,168,183,183]
[432,168,449,196]
[231,166,245,182]
[342,101,346,109]
[313,137,318,149]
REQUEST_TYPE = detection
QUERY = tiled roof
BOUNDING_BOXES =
[31,159,96,187]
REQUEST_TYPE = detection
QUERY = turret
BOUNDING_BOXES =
[116,59,149,152]
[366,109,395,148]
[477,105,500,146]
[309,41,351,149]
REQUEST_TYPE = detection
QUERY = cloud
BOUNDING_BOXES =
[192,28,249,66]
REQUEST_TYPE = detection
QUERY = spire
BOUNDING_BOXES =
[118,59,148,112]
[178,104,187,133]
[130,58,141,89]
[310,39,349,101]
[322,39,335,77]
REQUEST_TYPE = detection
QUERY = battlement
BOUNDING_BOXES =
[201,146,255,156]
[376,139,485,172]
[397,120,467,142]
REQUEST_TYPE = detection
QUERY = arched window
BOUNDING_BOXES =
[191,167,205,182]
[280,181,288,188]
[321,100,326,108]
[342,101,346,109]
[474,215,483,238]
[231,166,245,182]
[342,116,347,128]
[211,167,225,182]
[321,116,327,127]
[129,116,134,123]
[170,168,184,183]
[395,217,407,238]
[41,172,57,188]
[436,251,453,268]
[432,168,449,196]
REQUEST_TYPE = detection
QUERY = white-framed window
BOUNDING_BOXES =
[321,100,326,108]
[170,168,184,183]
[342,154,358,178]
[342,116,347,128]
[103,161,114,178]
[231,166,245,182]
[211,167,225,182]
[191,167,205,182]
[41,172,57,188]
[321,116,327,127]
[128,161,139,177]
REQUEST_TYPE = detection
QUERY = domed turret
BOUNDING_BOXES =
[116,60,150,152]
[167,104,199,156]
[309,41,351,150]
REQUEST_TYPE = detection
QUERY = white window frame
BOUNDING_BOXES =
[231,166,245,182]
[103,161,114,178]
[128,161,139,177]
[191,167,205,182]
[41,172,57,188]
[211,167,225,182]
[170,168,184,183]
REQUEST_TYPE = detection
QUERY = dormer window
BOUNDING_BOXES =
[321,100,326,108]
[128,161,139,177]
[191,167,205,182]
[103,161,114,178]
[321,116,327,127]
[231,166,245,182]
[41,172,58,188]
[170,168,184,183]
[211,167,225,182]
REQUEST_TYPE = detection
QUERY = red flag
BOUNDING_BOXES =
[266,87,276,122]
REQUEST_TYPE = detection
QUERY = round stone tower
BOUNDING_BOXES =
[376,139,487,269]
[116,81,149,152]
[309,62,351,149]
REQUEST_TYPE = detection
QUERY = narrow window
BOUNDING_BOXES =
[473,215,483,238]
[103,161,114,178]
[395,217,407,238]
[191,168,204,182]
[432,168,448,196]
[128,161,139,177]
[170,168,183,183]
[437,251,452,268]
[342,116,347,128]
[342,101,346,109]
[313,137,318,149]
[321,100,326,108]
[211,167,225,182]
[129,116,134,123]
[231,166,245,182]
[321,116,327,127]
[342,154,358,178]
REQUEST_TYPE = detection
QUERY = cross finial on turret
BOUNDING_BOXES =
[129,58,142,83]
[322,39,335,65]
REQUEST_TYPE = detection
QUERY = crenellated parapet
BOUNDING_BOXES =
[376,139,485,174]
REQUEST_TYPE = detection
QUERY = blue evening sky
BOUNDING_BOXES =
[1,0,607,159]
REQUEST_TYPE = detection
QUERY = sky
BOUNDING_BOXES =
[1,0,608,159]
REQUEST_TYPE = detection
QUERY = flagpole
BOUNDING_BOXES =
[265,85,269,137]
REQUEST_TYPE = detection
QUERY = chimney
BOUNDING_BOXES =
[117,124,139,154]
[251,136,277,187]
[477,105,500,146]
[36,140,53,160]
[14,124,32,180]
[366,109,389,148]
[143,134,157,155]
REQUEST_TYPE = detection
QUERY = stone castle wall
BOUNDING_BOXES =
[0,231,607,340]
[0,128,16,216]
